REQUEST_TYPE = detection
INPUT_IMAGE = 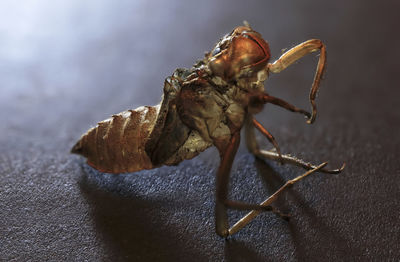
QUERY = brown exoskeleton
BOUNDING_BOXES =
[72,23,344,237]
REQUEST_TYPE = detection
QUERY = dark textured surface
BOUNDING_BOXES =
[1,0,399,261]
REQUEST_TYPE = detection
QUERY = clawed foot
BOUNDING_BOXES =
[256,149,345,174]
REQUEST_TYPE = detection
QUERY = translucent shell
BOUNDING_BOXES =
[208,26,271,80]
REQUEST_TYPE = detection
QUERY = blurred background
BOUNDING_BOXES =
[1,0,399,261]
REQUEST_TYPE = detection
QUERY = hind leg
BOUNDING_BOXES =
[228,162,328,235]
[244,115,344,174]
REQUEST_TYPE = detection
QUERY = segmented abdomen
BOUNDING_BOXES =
[71,105,159,173]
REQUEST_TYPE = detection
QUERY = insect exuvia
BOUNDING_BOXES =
[72,22,344,237]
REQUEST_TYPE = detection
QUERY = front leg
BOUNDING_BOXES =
[245,115,344,174]
[268,39,327,124]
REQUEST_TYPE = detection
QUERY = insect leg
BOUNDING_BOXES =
[245,115,344,174]
[255,149,344,174]
[252,117,283,163]
[228,162,327,235]
[267,39,327,124]
[214,131,288,237]
[224,200,290,220]
[214,131,241,237]
[262,93,311,119]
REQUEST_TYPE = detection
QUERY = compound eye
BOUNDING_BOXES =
[212,46,221,56]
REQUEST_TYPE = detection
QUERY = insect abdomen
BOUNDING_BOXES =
[71,106,159,173]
